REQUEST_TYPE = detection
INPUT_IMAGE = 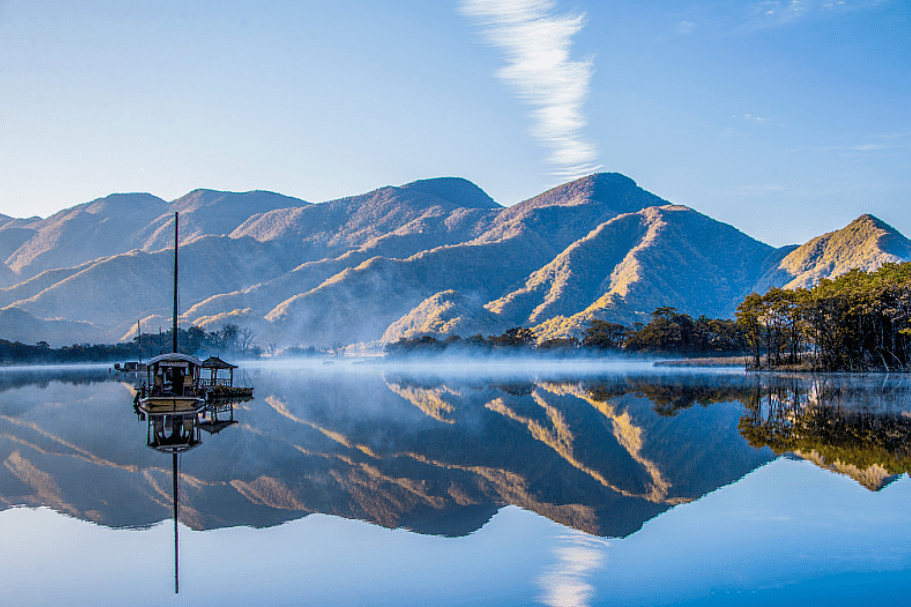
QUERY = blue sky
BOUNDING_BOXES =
[0,0,908,246]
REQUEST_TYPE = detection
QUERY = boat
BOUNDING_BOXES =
[135,353,206,414]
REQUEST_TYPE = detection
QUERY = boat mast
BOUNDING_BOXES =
[173,451,180,594]
[172,212,179,354]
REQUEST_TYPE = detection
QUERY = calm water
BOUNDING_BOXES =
[1,361,910,606]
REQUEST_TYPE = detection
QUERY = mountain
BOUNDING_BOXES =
[0,307,107,346]
[1,173,909,348]
[11,236,293,341]
[482,205,777,339]
[0,190,308,285]
[230,177,500,260]
[143,189,308,252]
[753,214,911,291]
[0,193,168,280]
[254,174,677,345]
[473,173,668,255]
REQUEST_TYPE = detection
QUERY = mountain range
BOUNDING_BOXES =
[1,173,909,348]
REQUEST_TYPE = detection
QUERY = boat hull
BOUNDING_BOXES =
[137,396,206,415]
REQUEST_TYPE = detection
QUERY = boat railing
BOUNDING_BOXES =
[201,378,233,388]
[138,382,206,399]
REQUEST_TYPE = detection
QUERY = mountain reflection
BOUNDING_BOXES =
[1,366,909,541]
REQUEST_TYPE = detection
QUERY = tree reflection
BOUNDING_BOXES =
[738,377,911,488]
[588,377,754,417]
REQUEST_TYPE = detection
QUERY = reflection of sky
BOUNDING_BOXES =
[538,533,609,607]
[2,460,909,606]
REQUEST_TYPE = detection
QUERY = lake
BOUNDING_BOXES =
[1,360,909,606]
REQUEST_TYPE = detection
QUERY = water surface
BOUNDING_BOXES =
[0,362,909,605]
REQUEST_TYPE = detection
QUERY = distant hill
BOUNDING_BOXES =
[1,173,908,348]
[0,307,106,345]
[0,193,169,279]
[752,214,911,291]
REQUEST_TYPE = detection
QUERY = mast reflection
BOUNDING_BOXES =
[135,397,243,594]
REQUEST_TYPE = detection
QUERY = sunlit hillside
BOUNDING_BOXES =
[753,214,911,291]
[0,173,908,348]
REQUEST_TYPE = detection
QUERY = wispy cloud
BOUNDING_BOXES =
[461,0,601,179]
[743,0,889,28]
[675,20,698,35]
[798,131,911,154]
[732,113,770,123]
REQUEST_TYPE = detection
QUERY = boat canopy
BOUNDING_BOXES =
[201,356,237,370]
[146,353,203,367]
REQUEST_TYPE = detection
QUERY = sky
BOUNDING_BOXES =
[0,0,908,246]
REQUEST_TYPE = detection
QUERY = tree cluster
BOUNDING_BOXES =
[383,332,519,357]
[0,323,260,365]
[384,309,747,358]
[735,263,911,371]
[134,323,259,359]
[610,307,746,355]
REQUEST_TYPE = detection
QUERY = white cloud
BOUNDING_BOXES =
[798,132,911,154]
[853,143,888,151]
[461,0,601,179]
[675,20,697,35]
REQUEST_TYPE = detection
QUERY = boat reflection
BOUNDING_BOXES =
[135,397,242,593]
[144,405,204,454]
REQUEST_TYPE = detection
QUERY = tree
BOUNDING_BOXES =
[219,323,240,355]
[488,327,536,349]
[538,337,580,352]
[582,320,628,350]
[239,327,256,357]
[736,292,766,369]
[626,307,696,353]
[184,326,208,354]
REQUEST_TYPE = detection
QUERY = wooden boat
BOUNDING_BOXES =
[135,353,206,414]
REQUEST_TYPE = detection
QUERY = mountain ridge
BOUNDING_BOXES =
[1,173,907,348]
